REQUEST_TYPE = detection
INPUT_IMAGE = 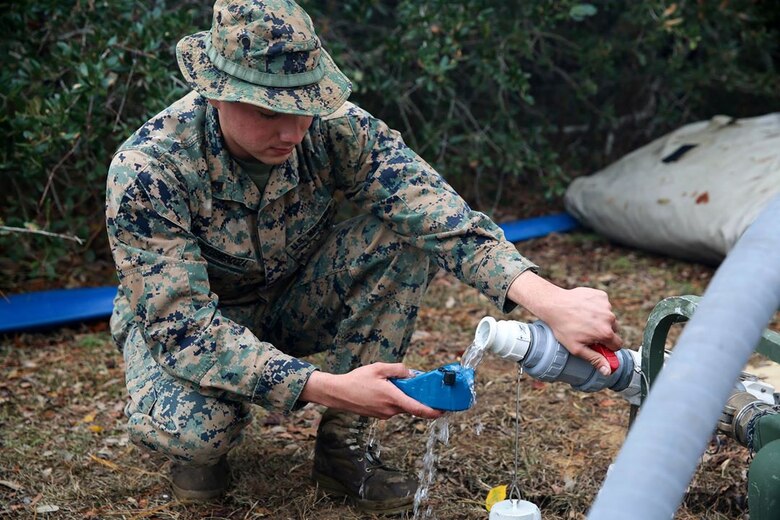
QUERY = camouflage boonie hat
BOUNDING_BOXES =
[176,0,351,116]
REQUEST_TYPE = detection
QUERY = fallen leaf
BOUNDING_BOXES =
[286,425,316,439]
[411,330,432,342]
[96,447,113,459]
[89,454,120,471]
[485,484,507,511]
[35,505,60,513]
[0,479,23,491]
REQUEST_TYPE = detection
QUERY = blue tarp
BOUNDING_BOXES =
[498,212,579,243]
[0,213,579,333]
[0,286,118,334]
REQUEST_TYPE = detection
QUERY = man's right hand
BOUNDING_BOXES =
[299,363,444,420]
[507,270,623,376]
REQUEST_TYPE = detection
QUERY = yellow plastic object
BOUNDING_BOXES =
[485,485,507,511]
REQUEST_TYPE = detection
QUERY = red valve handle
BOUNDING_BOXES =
[590,344,619,374]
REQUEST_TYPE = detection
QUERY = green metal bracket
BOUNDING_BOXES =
[639,295,780,402]
[640,295,700,401]
[635,295,780,518]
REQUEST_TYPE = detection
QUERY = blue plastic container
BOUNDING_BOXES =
[391,362,475,411]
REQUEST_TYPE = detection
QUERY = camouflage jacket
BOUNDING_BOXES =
[106,91,536,412]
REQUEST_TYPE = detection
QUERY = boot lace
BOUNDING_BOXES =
[350,418,388,469]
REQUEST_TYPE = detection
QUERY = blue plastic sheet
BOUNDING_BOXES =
[0,213,579,333]
[498,212,579,243]
[0,286,118,334]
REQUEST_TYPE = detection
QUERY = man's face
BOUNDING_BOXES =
[209,100,313,165]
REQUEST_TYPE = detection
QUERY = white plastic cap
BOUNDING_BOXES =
[489,499,542,520]
[474,317,532,362]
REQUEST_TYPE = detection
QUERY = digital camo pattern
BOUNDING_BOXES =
[123,326,252,464]
[122,213,432,463]
[176,0,351,116]
[106,91,536,460]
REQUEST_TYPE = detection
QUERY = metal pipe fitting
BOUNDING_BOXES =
[474,317,642,403]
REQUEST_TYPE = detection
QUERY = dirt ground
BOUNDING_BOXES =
[2,231,777,519]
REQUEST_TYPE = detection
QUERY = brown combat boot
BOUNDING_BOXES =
[312,409,417,515]
[170,455,230,501]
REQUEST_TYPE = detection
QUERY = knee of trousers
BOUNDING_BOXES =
[124,395,251,465]
[122,328,251,464]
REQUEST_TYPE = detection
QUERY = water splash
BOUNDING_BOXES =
[365,419,382,458]
[460,340,488,370]
[461,340,489,406]
[359,419,382,499]
[413,416,450,519]
[410,339,488,517]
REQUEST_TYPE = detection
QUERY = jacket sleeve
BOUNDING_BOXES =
[325,107,538,312]
[106,150,315,413]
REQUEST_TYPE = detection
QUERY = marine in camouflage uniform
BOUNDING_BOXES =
[107,0,620,514]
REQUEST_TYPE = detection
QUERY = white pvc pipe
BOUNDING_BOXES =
[589,194,780,520]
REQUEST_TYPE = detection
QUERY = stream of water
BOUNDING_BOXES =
[412,415,450,519]
[460,341,488,370]
[410,340,490,518]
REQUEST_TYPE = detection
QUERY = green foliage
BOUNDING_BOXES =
[0,0,209,285]
[304,0,779,201]
[0,0,778,285]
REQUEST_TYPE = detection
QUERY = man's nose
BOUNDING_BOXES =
[279,115,311,144]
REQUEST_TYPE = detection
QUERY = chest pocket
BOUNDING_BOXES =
[285,199,338,266]
[198,239,266,306]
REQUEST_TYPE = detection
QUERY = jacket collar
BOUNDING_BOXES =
[205,103,301,211]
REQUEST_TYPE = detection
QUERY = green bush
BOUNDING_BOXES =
[0,0,209,285]
[0,0,777,287]
[304,0,779,201]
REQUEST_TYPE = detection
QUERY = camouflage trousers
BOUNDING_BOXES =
[122,214,434,464]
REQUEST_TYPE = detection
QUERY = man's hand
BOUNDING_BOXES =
[299,363,444,420]
[507,271,622,375]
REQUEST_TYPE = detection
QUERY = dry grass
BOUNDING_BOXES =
[1,231,776,519]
